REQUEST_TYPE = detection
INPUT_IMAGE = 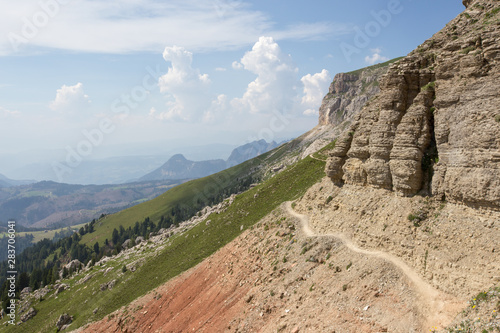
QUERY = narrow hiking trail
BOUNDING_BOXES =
[284,201,465,331]
[309,153,327,162]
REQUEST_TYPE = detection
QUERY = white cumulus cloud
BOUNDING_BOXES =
[156,46,211,121]
[301,69,331,116]
[50,82,91,114]
[365,48,389,65]
[152,37,332,123]
[231,36,298,115]
[0,106,21,120]
[204,94,228,123]
[232,61,243,70]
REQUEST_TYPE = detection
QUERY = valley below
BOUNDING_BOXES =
[1,0,499,331]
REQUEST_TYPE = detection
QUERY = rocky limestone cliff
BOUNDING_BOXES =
[318,59,401,126]
[326,0,500,210]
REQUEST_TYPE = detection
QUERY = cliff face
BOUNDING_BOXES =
[318,60,399,126]
[326,0,500,210]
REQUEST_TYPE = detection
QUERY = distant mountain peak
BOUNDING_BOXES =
[0,173,35,188]
[140,140,279,181]
[226,140,279,168]
[170,154,188,161]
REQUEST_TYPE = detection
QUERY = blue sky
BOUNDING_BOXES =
[0,0,465,174]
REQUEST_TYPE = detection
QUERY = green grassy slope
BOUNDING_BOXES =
[4,149,327,332]
[80,154,263,247]
[79,139,306,247]
[346,56,404,75]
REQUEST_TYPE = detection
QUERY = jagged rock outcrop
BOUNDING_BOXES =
[55,283,68,295]
[20,307,37,322]
[56,313,73,331]
[326,0,500,209]
[100,279,116,292]
[318,60,399,126]
[122,238,131,249]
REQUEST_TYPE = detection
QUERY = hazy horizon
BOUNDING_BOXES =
[1,0,464,183]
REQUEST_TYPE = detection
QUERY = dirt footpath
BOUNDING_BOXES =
[76,192,476,332]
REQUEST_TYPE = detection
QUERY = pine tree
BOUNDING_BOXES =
[62,267,69,279]
[112,228,119,245]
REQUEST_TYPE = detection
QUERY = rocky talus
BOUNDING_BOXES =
[326,0,500,209]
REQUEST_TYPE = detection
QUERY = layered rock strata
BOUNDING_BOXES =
[326,0,500,209]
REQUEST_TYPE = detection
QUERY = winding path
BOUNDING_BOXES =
[308,153,327,162]
[284,201,464,331]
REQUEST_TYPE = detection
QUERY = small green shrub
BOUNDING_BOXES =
[475,291,489,302]
[408,211,427,227]
[485,7,500,20]
[495,114,500,123]
[461,46,476,54]
[325,196,333,204]
[421,81,436,91]
[346,262,352,270]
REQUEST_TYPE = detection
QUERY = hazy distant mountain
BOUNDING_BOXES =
[0,179,183,228]
[6,156,166,185]
[139,154,227,181]
[140,140,279,181]
[0,173,34,188]
[226,140,278,167]
[2,143,237,185]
